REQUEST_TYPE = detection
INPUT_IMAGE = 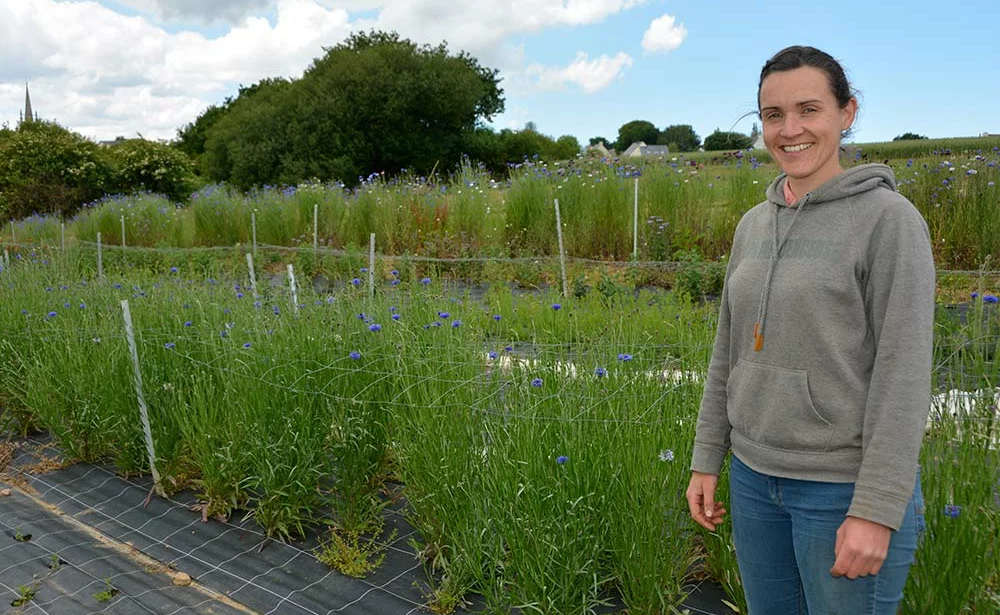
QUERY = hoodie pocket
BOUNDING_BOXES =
[726,359,834,452]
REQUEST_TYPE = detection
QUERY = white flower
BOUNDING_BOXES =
[659,449,675,462]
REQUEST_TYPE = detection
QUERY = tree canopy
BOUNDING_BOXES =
[893,132,928,141]
[614,120,659,152]
[193,31,505,189]
[658,124,700,152]
[703,129,753,151]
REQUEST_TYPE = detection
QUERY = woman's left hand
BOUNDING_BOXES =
[829,516,892,579]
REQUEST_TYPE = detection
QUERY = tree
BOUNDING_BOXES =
[615,120,659,151]
[175,103,228,162]
[0,121,113,221]
[892,132,928,141]
[703,129,753,151]
[106,139,196,202]
[589,136,611,148]
[552,135,582,160]
[658,124,700,152]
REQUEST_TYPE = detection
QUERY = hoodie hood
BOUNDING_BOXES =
[765,163,898,208]
[753,163,899,352]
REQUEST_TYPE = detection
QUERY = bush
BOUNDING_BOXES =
[0,121,114,222]
[105,139,197,202]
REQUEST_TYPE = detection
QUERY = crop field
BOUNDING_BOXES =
[1,138,1000,614]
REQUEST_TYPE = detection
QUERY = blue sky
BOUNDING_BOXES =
[1,0,998,146]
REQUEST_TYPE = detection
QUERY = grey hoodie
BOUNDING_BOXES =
[691,164,935,531]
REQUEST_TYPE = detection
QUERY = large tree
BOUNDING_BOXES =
[614,120,659,151]
[703,129,753,151]
[658,124,700,152]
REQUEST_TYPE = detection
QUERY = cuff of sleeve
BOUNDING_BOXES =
[848,486,909,531]
[691,444,729,475]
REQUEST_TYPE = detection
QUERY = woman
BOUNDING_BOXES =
[686,46,934,614]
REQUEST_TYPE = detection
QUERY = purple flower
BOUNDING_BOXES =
[493,314,502,321]
[556,455,568,464]
[79,303,86,309]
[369,323,382,332]
[236,292,244,299]
[349,351,362,360]
[391,270,399,276]
[360,267,368,273]
[184,321,192,327]
[164,342,176,349]
[944,504,961,518]
[531,377,543,387]
[46,311,57,318]
[451,320,461,328]
[971,292,980,300]
[20,310,28,315]
[595,367,607,377]
[618,353,633,361]
[659,449,675,462]
[220,331,228,338]
[505,345,513,352]
[488,351,498,360]
[242,342,252,348]
[431,321,442,327]
[391,279,400,286]
[438,311,450,319]
[984,295,999,304]
[421,277,431,285]
[170,266,179,273]
[552,303,561,310]
[392,313,401,321]
[352,278,361,286]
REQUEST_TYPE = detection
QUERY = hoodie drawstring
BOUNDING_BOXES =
[754,191,810,352]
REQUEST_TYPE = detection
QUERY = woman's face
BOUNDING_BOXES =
[759,66,857,195]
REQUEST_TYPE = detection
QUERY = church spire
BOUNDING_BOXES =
[23,82,34,123]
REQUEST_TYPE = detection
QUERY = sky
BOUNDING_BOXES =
[1,0,998,148]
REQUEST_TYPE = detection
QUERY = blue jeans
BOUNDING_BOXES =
[729,454,925,615]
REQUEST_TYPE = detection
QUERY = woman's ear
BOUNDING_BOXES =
[841,97,858,133]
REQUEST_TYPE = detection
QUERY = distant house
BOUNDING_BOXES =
[623,141,669,157]
[981,132,1000,138]
[585,142,613,158]
[752,133,766,150]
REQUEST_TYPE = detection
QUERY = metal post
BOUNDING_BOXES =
[97,232,104,280]
[121,215,126,249]
[246,253,259,301]
[61,223,66,252]
[633,177,639,260]
[554,199,568,299]
[368,233,376,299]
[251,212,258,256]
[121,299,164,498]
[287,264,299,316]
[313,203,319,253]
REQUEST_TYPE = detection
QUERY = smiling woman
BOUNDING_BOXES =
[687,45,936,615]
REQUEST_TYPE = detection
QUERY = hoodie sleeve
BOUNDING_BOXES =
[848,195,935,530]
[691,258,735,475]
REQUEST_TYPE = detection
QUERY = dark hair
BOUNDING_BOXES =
[757,46,857,137]
[758,46,853,108]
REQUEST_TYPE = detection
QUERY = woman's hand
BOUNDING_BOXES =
[686,471,727,531]
[829,516,892,579]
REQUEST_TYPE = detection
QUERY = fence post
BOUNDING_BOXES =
[9,221,14,244]
[61,223,66,252]
[369,233,376,299]
[313,203,319,254]
[288,264,299,316]
[633,177,639,260]
[97,232,104,280]
[246,253,259,301]
[121,215,126,250]
[251,212,258,257]
[554,199,568,299]
[120,299,164,498]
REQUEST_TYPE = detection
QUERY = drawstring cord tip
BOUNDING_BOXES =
[753,322,763,352]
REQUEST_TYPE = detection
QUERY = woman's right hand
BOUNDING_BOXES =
[686,471,727,531]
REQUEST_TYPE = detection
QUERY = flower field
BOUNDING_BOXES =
[1,247,998,614]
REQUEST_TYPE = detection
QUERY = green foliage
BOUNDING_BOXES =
[615,120,660,151]
[893,132,929,141]
[659,124,701,152]
[588,136,611,148]
[174,103,228,161]
[105,138,197,202]
[0,121,113,222]
[703,129,753,151]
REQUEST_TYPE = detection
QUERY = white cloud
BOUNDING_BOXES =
[641,13,687,54]
[0,0,654,139]
[527,51,633,94]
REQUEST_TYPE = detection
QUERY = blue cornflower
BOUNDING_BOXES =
[349,351,362,360]
[326,296,335,304]
[20,310,28,315]
[659,449,675,462]
[220,331,228,338]
[552,303,561,310]
[556,455,568,464]
[170,266,179,273]
[391,270,399,276]
[360,267,368,273]
[451,320,461,328]
[184,321,192,327]
[63,302,70,308]
[391,279,400,286]
[493,314,501,321]
[47,311,57,318]
[421,277,431,285]
[45,287,53,292]
[972,292,980,299]
[531,377,543,387]
[984,294,999,304]
[352,278,361,286]
[243,342,252,348]
[431,321,442,327]
[114,283,122,289]
[618,353,633,361]
[164,342,176,349]
[438,311,450,319]
[79,303,85,309]
[272,306,280,314]
[505,345,513,352]
[392,314,401,321]
[944,504,961,518]
[236,292,244,299]
[488,351,498,360]
[369,323,382,332]
[595,367,607,377]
